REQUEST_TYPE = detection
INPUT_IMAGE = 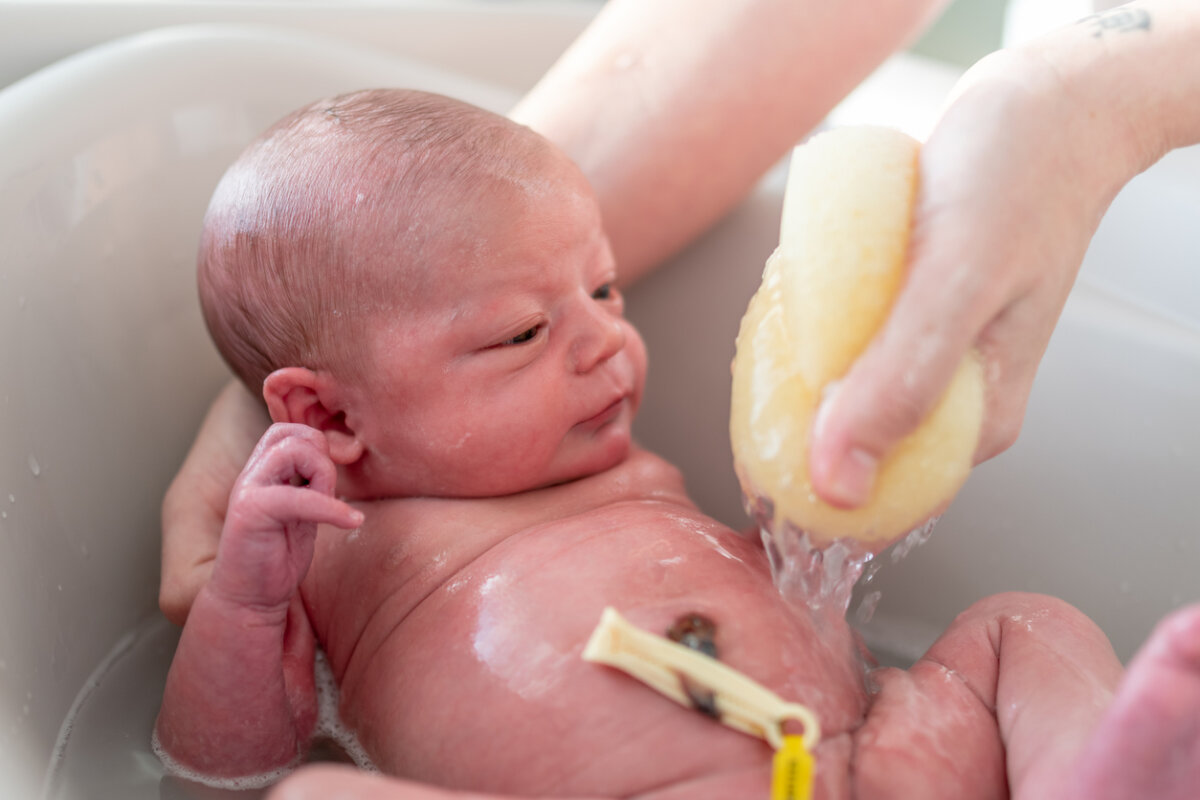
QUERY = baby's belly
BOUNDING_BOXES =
[339,503,869,797]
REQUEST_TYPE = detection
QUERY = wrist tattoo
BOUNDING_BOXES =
[1079,7,1152,37]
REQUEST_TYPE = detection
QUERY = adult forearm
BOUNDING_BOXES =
[1020,0,1200,188]
[511,0,948,285]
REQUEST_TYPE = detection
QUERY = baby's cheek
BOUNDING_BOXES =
[451,416,566,495]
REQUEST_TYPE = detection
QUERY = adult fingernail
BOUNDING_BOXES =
[826,447,877,508]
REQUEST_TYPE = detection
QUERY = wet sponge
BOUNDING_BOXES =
[730,126,984,547]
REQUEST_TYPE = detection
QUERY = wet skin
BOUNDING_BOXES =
[170,110,1152,799]
[302,446,873,798]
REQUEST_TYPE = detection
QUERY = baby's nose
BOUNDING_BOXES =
[571,306,626,374]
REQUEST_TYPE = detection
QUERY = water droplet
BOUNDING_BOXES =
[1119,580,1131,594]
[856,590,883,624]
[1,511,6,519]
[890,516,940,564]
[614,51,639,70]
[7,494,13,503]
[17,296,26,310]
[27,455,40,477]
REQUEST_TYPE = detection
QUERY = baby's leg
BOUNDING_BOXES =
[853,592,1123,800]
[1064,603,1200,800]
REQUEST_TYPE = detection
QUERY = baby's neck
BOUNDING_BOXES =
[338,443,681,506]
[336,445,689,515]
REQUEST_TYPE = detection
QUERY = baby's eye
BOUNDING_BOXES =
[501,325,541,346]
[592,283,614,301]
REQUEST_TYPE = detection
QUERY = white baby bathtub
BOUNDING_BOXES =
[1,4,1198,798]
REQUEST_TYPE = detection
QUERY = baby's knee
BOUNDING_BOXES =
[957,591,1089,627]
[955,591,1108,652]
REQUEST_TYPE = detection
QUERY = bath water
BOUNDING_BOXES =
[758,513,940,618]
[45,615,371,800]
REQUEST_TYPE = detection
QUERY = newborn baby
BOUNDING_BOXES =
[156,88,1200,800]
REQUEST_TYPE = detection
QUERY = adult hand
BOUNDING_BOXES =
[160,380,270,624]
[266,764,605,800]
[807,44,1146,508]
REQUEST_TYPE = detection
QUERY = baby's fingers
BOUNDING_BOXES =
[248,484,364,532]
[241,423,339,496]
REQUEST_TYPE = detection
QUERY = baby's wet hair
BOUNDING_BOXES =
[198,88,539,395]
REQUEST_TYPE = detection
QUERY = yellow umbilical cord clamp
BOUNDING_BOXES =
[771,735,815,800]
[582,607,821,751]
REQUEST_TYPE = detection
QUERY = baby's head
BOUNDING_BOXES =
[200,88,647,500]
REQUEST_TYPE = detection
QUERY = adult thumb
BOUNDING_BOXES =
[807,279,980,509]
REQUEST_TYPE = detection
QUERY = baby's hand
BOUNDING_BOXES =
[207,423,364,613]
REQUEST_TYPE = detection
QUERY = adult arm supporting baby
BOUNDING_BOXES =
[155,424,363,782]
[266,766,610,800]
[509,0,948,286]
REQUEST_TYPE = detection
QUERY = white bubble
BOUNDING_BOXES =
[152,730,298,791]
[27,455,40,477]
[312,650,378,773]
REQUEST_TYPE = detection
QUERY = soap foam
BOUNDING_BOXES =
[311,649,379,774]
[151,731,298,791]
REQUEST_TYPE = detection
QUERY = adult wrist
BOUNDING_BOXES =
[1014,1,1200,187]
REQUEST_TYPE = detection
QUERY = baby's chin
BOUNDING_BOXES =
[533,423,635,492]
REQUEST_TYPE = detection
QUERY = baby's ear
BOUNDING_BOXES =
[262,368,365,466]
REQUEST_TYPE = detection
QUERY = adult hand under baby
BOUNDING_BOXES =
[160,381,270,624]
[267,765,607,799]
[807,47,1142,510]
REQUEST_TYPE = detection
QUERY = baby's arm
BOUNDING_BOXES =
[155,423,363,780]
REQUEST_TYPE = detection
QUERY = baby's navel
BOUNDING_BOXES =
[667,613,720,719]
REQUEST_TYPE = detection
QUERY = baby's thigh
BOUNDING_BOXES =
[851,592,1123,799]
[850,661,1007,800]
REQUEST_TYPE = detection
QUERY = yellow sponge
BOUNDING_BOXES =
[730,126,983,547]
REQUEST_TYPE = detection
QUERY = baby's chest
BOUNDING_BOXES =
[339,509,868,792]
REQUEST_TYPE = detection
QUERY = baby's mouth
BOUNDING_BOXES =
[579,396,627,429]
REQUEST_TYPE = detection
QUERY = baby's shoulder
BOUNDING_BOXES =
[321,447,695,575]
